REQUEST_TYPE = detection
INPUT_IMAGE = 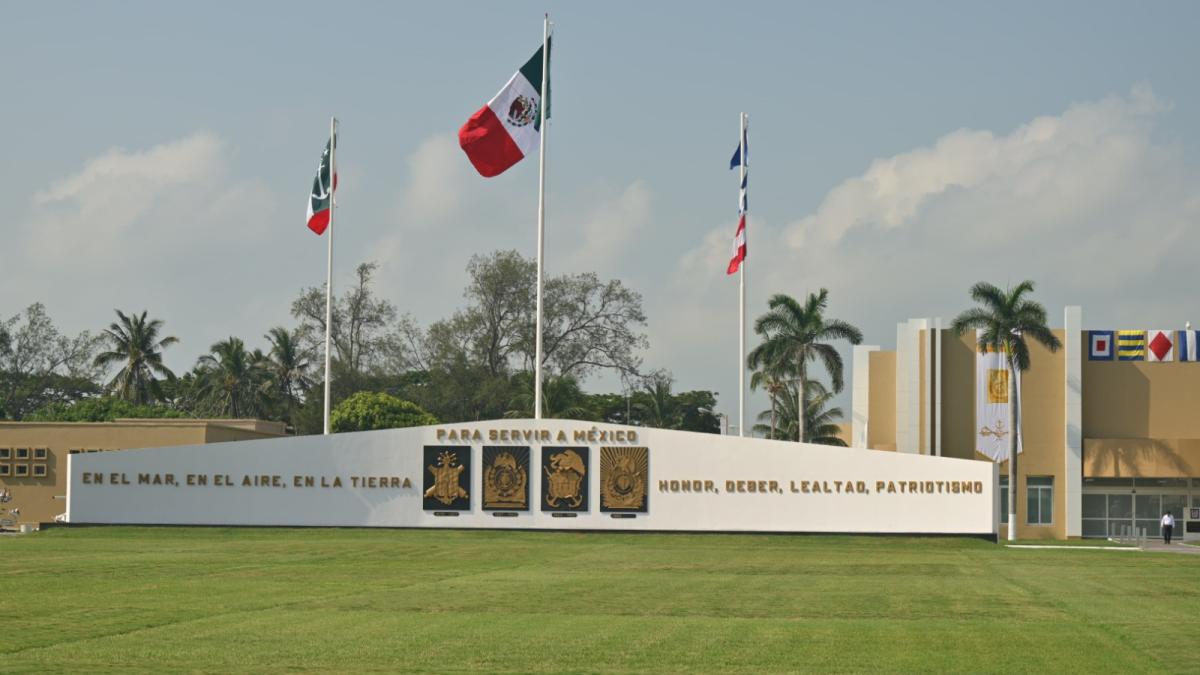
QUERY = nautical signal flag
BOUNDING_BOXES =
[1117,330,1146,361]
[1146,330,1175,362]
[1088,331,1114,360]
[306,135,337,235]
[1179,330,1199,361]
[458,40,550,178]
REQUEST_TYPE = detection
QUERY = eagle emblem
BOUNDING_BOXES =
[544,449,585,508]
[507,95,538,127]
[424,450,468,506]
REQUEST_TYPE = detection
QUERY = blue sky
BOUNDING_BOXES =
[3,1,1200,423]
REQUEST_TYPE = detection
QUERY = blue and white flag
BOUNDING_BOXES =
[1178,330,1199,361]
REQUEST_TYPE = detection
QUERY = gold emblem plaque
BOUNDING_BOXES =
[543,448,587,511]
[483,447,529,510]
[600,447,648,512]
[423,448,469,509]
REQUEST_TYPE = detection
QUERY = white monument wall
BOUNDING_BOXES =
[67,419,996,535]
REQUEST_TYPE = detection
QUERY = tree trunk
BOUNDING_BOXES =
[796,371,806,443]
[770,390,777,439]
[1007,354,1019,542]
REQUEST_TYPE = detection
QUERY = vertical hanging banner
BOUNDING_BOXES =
[975,334,1021,462]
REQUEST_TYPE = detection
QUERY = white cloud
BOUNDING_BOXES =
[787,84,1168,250]
[23,132,277,268]
[397,133,472,226]
[561,180,652,271]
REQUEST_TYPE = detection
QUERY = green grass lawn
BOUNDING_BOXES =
[2,528,1197,674]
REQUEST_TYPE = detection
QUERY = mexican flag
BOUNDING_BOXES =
[458,40,550,177]
[306,136,336,235]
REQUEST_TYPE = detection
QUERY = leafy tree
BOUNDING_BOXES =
[505,372,595,420]
[951,280,1061,541]
[623,371,718,433]
[194,337,268,418]
[330,391,438,432]
[27,396,184,422]
[754,379,847,446]
[671,390,721,434]
[291,262,415,378]
[93,310,178,405]
[747,290,862,443]
[423,251,648,381]
[0,304,103,419]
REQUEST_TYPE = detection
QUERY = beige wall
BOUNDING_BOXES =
[1083,438,1200,478]
[0,420,283,528]
[940,331,976,461]
[867,351,896,451]
[1083,358,1200,439]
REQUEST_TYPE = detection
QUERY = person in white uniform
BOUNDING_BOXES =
[1161,511,1175,544]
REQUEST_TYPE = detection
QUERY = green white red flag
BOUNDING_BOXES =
[306,135,337,235]
[458,40,550,177]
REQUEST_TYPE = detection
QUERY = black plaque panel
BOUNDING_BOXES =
[482,446,530,511]
[599,446,650,514]
[541,446,589,513]
[422,445,471,511]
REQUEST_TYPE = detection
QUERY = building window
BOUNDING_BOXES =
[0,448,9,459]
[14,464,29,477]
[999,475,1009,524]
[1027,476,1053,525]
[15,448,29,460]
[33,448,47,460]
[0,464,9,476]
[32,464,47,478]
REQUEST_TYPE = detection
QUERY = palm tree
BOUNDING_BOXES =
[93,310,179,404]
[632,370,680,429]
[264,327,313,429]
[754,379,848,446]
[747,289,862,443]
[750,369,787,439]
[951,281,1061,541]
[195,337,266,418]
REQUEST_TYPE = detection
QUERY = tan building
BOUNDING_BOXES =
[0,418,286,529]
[852,308,1200,540]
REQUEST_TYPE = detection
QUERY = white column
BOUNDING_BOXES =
[1064,305,1083,538]
[895,319,926,454]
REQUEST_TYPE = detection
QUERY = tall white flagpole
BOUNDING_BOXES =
[534,15,550,420]
[738,112,747,437]
[323,116,337,435]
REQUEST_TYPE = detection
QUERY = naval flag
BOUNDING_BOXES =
[306,135,337,235]
[1179,330,1199,361]
[1088,330,1114,361]
[1117,330,1145,361]
[1146,330,1175,362]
